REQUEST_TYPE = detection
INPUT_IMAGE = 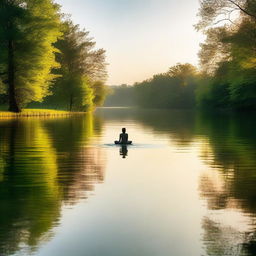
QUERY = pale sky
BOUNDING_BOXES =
[57,0,204,85]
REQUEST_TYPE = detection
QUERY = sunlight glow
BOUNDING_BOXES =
[57,0,204,85]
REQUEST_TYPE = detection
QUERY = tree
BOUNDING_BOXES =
[198,27,231,74]
[197,0,256,31]
[196,0,256,110]
[0,0,62,112]
[0,0,27,112]
[133,64,199,109]
[168,63,198,86]
[50,20,107,111]
[92,80,108,107]
[103,85,135,107]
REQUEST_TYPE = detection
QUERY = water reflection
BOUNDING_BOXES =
[1,108,256,256]
[96,108,196,147]
[0,115,106,255]
[119,145,128,159]
[195,113,256,255]
[96,108,256,256]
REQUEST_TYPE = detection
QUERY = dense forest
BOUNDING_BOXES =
[106,0,256,111]
[0,0,107,113]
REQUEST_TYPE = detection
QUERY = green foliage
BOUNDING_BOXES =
[196,78,230,109]
[0,80,6,95]
[92,80,108,106]
[106,1,256,111]
[0,0,62,110]
[16,0,62,105]
[104,64,199,109]
[196,0,256,110]
[0,2,107,112]
[104,85,135,107]
[47,20,107,111]
[47,72,94,111]
[134,63,198,109]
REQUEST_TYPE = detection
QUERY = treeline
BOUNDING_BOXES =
[0,0,107,113]
[106,0,256,111]
[104,64,200,109]
[104,85,135,107]
[134,64,198,109]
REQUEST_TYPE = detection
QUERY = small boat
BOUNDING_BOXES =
[114,141,132,145]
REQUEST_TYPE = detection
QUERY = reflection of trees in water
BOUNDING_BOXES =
[97,108,256,256]
[96,108,196,147]
[202,217,251,256]
[195,113,256,255]
[0,119,61,256]
[97,109,256,212]
[0,115,105,255]
[202,217,256,256]
[43,115,106,204]
[200,172,230,210]
[197,113,256,213]
[199,170,256,255]
[56,146,105,204]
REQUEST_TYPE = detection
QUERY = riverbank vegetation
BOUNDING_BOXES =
[1,0,256,113]
[105,0,256,111]
[0,109,83,118]
[0,0,107,113]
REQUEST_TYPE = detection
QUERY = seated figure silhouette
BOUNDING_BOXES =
[115,128,132,145]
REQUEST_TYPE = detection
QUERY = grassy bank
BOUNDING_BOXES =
[0,109,85,118]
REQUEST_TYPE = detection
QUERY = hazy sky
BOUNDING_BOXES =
[57,0,204,85]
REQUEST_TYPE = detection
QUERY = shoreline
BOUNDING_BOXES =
[0,109,86,118]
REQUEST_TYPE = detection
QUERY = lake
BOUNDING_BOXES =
[0,108,256,256]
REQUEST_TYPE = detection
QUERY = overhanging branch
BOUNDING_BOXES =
[227,0,256,19]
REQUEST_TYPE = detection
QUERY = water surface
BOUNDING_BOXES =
[0,108,256,256]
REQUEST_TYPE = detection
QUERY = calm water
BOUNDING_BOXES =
[0,108,256,256]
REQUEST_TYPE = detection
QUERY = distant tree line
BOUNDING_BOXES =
[104,85,135,107]
[134,64,198,109]
[104,63,198,109]
[0,0,107,112]
[106,0,256,111]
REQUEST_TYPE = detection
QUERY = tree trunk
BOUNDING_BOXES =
[69,94,73,112]
[8,40,20,113]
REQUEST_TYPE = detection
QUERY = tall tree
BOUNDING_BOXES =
[0,0,62,112]
[50,20,107,111]
[197,0,256,31]
[196,0,256,109]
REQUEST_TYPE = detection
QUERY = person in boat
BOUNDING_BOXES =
[115,128,132,144]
